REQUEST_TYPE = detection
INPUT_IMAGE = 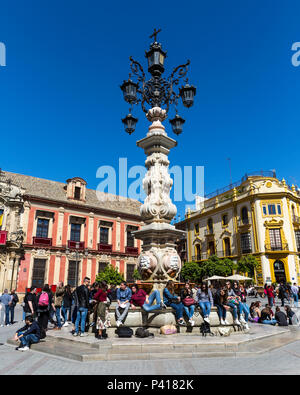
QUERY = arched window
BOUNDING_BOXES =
[241,207,249,224]
[195,244,201,260]
[223,237,231,256]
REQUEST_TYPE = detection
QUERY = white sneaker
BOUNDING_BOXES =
[234,319,241,325]
[190,320,195,327]
[220,319,225,325]
[18,346,29,351]
[240,316,246,324]
[224,320,230,325]
[0,324,4,327]
[204,317,210,323]
[244,323,249,330]
[116,321,121,327]
[63,322,69,327]
[80,333,89,337]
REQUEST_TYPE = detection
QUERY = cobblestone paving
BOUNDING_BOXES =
[1,302,300,375]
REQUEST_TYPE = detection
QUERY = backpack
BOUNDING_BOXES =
[115,326,133,338]
[38,292,49,307]
[200,321,214,337]
[135,327,154,338]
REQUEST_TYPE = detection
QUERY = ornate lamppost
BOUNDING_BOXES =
[120,29,196,293]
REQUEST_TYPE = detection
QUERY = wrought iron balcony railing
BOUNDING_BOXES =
[125,246,139,256]
[67,240,85,250]
[98,243,113,253]
[33,237,52,247]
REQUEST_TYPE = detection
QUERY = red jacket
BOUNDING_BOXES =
[94,289,107,302]
[266,287,275,298]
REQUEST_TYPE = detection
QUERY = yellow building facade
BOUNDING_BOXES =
[176,172,300,286]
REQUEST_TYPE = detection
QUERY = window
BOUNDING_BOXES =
[208,241,215,256]
[67,260,79,287]
[277,204,282,215]
[32,259,46,288]
[222,215,228,226]
[241,232,252,254]
[262,205,267,215]
[207,219,213,234]
[74,186,81,200]
[268,204,276,215]
[269,228,282,250]
[295,231,300,252]
[194,223,199,234]
[98,261,109,273]
[126,264,135,282]
[126,225,138,247]
[224,238,231,256]
[195,244,201,260]
[241,207,249,224]
[100,227,109,244]
[70,223,81,242]
[36,218,49,238]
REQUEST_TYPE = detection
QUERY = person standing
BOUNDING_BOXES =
[37,284,55,337]
[23,287,37,319]
[0,290,12,326]
[62,285,73,326]
[266,285,275,307]
[73,277,90,337]
[54,282,65,330]
[278,282,287,307]
[9,289,19,324]
[116,281,132,327]
[291,283,299,308]
[94,281,110,339]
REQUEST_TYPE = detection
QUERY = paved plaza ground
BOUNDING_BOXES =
[1,299,300,375]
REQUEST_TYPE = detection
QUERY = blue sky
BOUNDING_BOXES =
[0,0,299,218]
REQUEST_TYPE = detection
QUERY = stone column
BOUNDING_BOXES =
[134,107,186,293]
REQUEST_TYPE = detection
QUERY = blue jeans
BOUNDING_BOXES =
[5,305,10,325]
[75,307,88,334]
[183,305,195,320]
[55,307,62,328]
[166,302,184,320]
[62,306,71,322]
[9,305,15,324]
[261,319,277,325]
[227,302,238,319]
[239,302,250,322]
[143,290,162,312]
[216,304,227,320]
[199,301,211,318]
[268,297,274,307]
[18,331,39,347]
[293,294,299,307]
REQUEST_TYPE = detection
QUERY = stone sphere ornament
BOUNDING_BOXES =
[137,252,157,279]
[162,252,181,278]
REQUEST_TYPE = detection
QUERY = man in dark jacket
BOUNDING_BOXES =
[73,277,90,337]
[14,315,40,351]
[9,289,19,324]
[275,307,288,326]
[278,282,288,307]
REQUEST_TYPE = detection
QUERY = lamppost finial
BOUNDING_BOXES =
[149,28,161,42]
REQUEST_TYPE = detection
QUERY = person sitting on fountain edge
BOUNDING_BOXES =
[163,280,185,325]
[130,284,166,312]
[196,282,213,324]
[116,281,132,327]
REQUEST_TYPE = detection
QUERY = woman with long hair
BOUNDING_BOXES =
[214,287,230,325]
[37,284,55,337]
[163,280,185,325]
[180,282,196,326]
[94,281,111,339]
[62,284,72,327]
[196,282,213,323]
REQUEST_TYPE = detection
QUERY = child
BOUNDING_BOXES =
[14,315,41,351]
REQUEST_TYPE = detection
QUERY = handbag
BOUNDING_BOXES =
[183,297,195,307]
[160,325,177,335]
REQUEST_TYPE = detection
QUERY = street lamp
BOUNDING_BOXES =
[66,244,89,286]
[120,28,196,134]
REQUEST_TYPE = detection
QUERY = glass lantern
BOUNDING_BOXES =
[169,114,185,135]
[145,42,167,76]
[179,83,196,108]
[120,78,138,104]
[122,114,138,135]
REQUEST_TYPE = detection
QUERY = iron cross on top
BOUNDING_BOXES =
[150,28,161,42]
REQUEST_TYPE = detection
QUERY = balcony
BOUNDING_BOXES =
[265,243,289,252]
[33,237,52,247]
[98,243,113,253]
[238,218,251,227]
[204,229,214,236]
[67,240,85,250]
[125,246,139,256]
[0,231,7,245]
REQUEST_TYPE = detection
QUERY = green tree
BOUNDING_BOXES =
[95,264,124,285]
[133,268,142,281]
[180,261,202,283]
[201,255,237,278]
[237,255,259,277]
